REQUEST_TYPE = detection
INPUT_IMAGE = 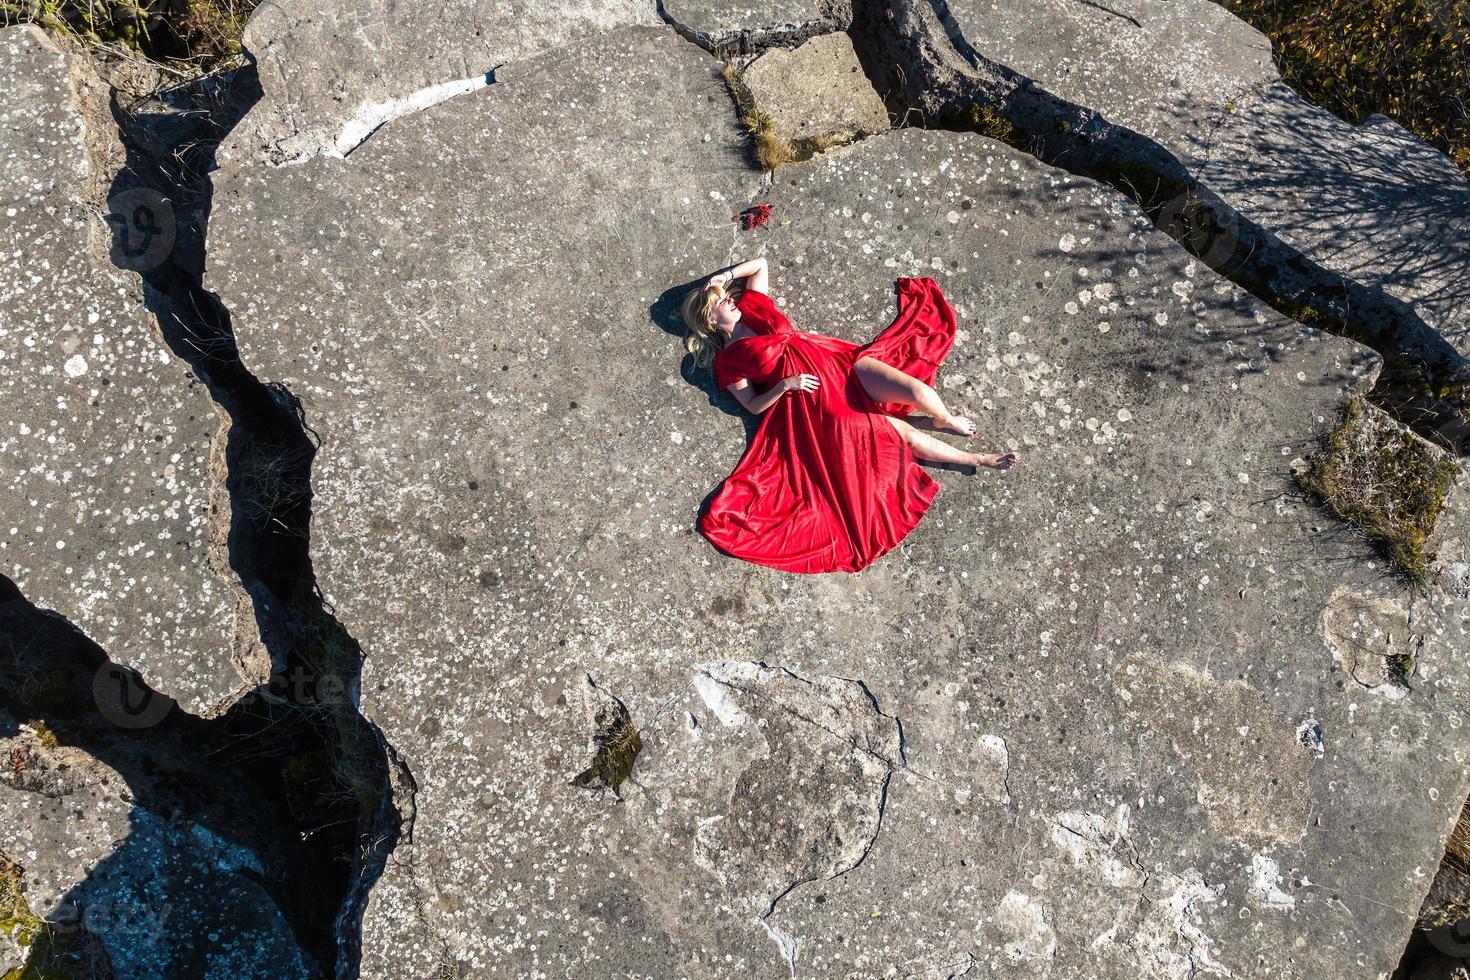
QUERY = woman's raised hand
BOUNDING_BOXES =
[782,373,821,394]
[707,270,733,291]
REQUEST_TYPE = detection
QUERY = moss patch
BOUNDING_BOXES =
[0,856,79,980]
[573,701,642,799]
[0,855,42,952]
[1386,649,1417,686]
[23,724,57,750]
[1297,394,1459,585]
[936,102,1016,144]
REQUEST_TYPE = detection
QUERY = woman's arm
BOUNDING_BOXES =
[728,377,786,414]
[708,255,769,293]
[727,372,818,414]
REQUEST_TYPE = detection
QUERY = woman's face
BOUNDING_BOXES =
[709,293,742,334]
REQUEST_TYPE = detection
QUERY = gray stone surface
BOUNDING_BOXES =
[741,31,890,145]
[931,0,1470,355]
[663,0,853,57]
[0,25,258,717]
[0,710,313,977]
[943,0,1276,147]
[216,0,661,167]
[207,18,1470,977]
[1196,85,1470,351]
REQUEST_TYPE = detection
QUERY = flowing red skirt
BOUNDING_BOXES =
[698,276,959,573]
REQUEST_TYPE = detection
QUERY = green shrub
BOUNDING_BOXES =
[1215,0,1469,172]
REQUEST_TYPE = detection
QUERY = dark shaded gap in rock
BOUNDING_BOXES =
[86,51,413,977]
[655,0,851,59]
[0,576,330,974]
[846,0,1470,457]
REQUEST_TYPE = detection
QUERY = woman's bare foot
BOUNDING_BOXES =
[935,414,977,437]
[971,451,1017,471]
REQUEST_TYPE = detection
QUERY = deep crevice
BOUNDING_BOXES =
[655,0,852,59]
[10,48,416,977]
[846,0,1470,457]
[111,57,412,976]
[0,575,331,975]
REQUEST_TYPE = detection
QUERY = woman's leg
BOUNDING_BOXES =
[885,416,1017,470]
[856,356,976,436]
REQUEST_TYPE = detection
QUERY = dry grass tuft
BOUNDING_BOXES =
[722,61,794,171]
[2,0,257,75]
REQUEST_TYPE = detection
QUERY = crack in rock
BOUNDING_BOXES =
[846,0,1470,451]
[1051,805,1143,890]
[657,0,853,59]
[688,661,902,962]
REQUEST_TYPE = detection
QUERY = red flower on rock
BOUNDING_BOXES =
[734,203,772,230]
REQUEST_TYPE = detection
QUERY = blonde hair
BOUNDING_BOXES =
[681,281,746,374]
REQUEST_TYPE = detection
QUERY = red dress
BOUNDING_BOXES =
[699,276,959,573]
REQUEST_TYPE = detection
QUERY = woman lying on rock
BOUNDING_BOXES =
[681,255,1017,575]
